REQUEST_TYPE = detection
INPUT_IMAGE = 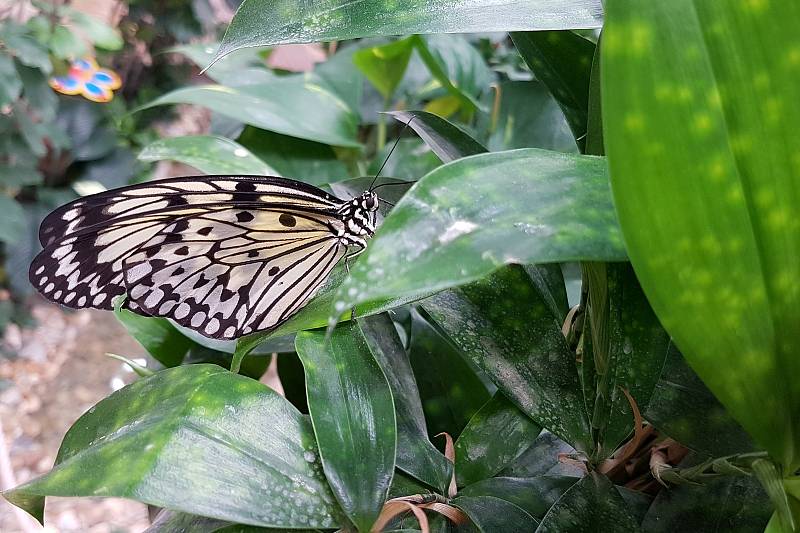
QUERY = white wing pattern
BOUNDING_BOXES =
[30,175,379,339]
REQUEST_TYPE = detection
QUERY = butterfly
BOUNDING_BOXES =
[49,58,122,103]
[29,175,386,339]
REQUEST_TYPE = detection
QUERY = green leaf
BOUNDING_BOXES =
[645,344,755,457]
[603,0,800,469]
[0,161,43,188]
[66,9,123,50]
[114,302,192,368]
[236,127,349,185]
[486,81,576,153]
[353,37,415,99]
[49,25,87,59]
[215,0,603,61]
[458,476,577,521]
[510,31,596,149]
[137,80,360,148]
[453,495,538,532]
[386,110,487,163]
[332,148,625,319]
[455,392,542,487]
[499,431,584,479]
[0,25,51,73]
[0,195,26,245]
[295,323,396,532]
[2,365,344,528]
[641,474,771,533]
[170,43,274,86]
[537,472,640,532]
[0,55,22,107]
[366,139,441,182]
[16,62,57,121]
[407,308,491,441]
[412,34,493,113]
[422,265,592,453]
[138,135,278,175]
[359,314,452,493]
[588,263,672,459]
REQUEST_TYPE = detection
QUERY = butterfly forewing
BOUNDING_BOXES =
[38,175,341,247]
[30,175,379,339]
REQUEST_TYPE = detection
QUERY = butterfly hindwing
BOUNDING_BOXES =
[122,208,347,338]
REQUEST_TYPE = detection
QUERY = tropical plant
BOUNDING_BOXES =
[4,1,799,532]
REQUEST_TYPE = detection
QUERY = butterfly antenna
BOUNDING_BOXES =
[369,114,418,191]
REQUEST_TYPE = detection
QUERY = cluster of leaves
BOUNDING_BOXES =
[4,0,800,532]
[0,3,130,330]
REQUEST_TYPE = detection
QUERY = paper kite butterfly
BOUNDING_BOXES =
[49,58,121,103]
[29,176,381,339]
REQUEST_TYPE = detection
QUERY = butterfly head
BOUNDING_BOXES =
[360,191,379,212]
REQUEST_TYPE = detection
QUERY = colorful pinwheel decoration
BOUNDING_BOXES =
[49,58,121,103]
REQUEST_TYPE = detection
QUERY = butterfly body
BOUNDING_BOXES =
[30,176,380,339]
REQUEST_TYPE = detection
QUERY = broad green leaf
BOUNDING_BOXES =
[641,474,771,533]
[510,31,596,150]
[185,344,271,381]
[137,80,360,148]
[458,476,577,521]
[170,43,273,86]
[312,44,365,118]
[138,135,278,175]
[486,81,576,153]
[367,139,441,181]
[499,431,584,479]
[215,0,604,61]
[114,302,192,368]
[588,263,671,459]
[645,344,755,457]
[146,510,229,532]
[453,495,538,532]
[0,195,26,245]
[237,127,349,185]
[408,309,491,441]
[49,25,87,59]
[332,148,625,320]
[16,62,57,121]
[65,9,123,50]
[359,314,452,493]
[537,472,639,532]
[455,392,542,487]
[295,324,396,532]
[412,34,493,113]
[422,265,592,453]
[0,23,51,73]
[2,365,344,528]
[0,161,43,188]
[603,0,800,469]
[0,55,22,108]
[353,38,415,99]
[386,110,487,163]
[527,263,570,324]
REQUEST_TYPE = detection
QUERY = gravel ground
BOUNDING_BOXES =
[1,302,151,532]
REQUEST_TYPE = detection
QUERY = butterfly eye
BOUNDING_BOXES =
[364,194,378,211]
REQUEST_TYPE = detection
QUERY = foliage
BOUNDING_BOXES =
[3,0,799,531]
